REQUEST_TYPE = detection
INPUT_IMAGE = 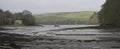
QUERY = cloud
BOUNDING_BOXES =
[0,0,105,14]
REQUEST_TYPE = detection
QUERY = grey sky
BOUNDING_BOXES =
[0,0,105,14]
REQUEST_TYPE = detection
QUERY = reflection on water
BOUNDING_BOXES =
[1,25,120,40]
[1,25,120,49]
[51,29,120,40]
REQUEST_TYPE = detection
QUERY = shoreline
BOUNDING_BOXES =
[0,31,120,49]
[1,25,120,49]
[49,26,120,31]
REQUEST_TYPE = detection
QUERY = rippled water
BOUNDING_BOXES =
[53,29,120,40]
[1,25,120,40]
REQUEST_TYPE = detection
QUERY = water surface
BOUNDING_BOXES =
[1,25,120,40]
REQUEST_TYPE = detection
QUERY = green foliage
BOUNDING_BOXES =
[14,20,23,26]
[99,0,120,26]
[89,12,99,24]
[0,9,36,26]
[35,11,94,25]
[0,10,13,25]
[22,14,36,25]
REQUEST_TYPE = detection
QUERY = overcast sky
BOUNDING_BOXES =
[0,0,105,14]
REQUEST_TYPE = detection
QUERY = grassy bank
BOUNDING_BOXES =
[34,11,94,24]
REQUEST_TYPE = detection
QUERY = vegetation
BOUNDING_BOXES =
[89,12,99,24]
[35,11,94,25]
[98,0,120,26]
[0,9,36,26]
[0,8,95,25]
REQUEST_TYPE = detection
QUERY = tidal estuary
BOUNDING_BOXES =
[0,25,120,49]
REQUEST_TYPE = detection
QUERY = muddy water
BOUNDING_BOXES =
[53,29,120,40]
[1,25,120,40]
[1,25,120,49]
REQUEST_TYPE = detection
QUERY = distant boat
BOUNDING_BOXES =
[54,24,60,27]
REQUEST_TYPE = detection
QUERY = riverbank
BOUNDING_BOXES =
[0,31,76,49]
[0,25,120,49]
[49,25,120,31]
[2,25,120,31]
[0,32,120,49]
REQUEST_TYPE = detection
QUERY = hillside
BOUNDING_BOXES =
[34,11,94,25]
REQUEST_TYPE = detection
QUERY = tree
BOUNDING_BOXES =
[22,10,32,15]
[0,10,13,25]
[0,9,36,26]
[89,12,99,24]
[22,10,36,25]
[98,0,120,26]
[0,9,3,12]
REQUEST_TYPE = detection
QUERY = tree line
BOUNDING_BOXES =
[98,0,120,26]
[0,9,36,26]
